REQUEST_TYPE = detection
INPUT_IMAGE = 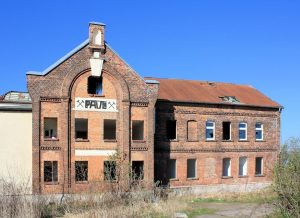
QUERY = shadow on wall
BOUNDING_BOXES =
[154,103,175,186]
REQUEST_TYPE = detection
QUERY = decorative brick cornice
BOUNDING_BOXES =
[40,97,62,103]
[131,102,149,107]
[130,147,148,151]
[41,146,61,150]
[155,148,277,153]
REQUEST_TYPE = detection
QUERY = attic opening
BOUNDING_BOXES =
[220,96,240,103]
[88,76,103,95]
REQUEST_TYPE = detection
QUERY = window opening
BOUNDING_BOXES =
[132,120,144,140]
[104,119,116,140]
[75,119,88,139]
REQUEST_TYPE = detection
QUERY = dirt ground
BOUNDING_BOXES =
[195,202,274,218]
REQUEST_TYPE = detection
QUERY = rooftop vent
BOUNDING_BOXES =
[219,96,240,104]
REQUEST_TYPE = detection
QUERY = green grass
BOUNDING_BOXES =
[185,207,216,218]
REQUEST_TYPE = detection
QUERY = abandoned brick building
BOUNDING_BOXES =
[24,22,282,194]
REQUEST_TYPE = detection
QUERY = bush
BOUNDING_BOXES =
[274,137,300,217]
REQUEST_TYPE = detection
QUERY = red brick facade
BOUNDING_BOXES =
[26,23,281,194]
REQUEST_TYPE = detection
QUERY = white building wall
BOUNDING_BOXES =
[0,111,32,189]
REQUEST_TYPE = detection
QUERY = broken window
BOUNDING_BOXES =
[44,161,58,182]
[132,161,144,180]
[206,121,215,140]
[168,159,177,179]
[222,158,231,177]
[239,122,247,141]
[44,118,57,139]
[75,119,88,140]
[255,157,263,175]
[239,157,248,176]
[187,159,197,179]
[255,123,263,141]
[166,120,177,140]
[187,120,198,141]
[132,120,144,140]
[104,119,116,140]
[104,161,116,181]
[75,161,88,182]
[222,122,231,141]
[219,96,240,103]
[88,76,103,95]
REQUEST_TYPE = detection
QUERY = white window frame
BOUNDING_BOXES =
[222,158,231,177]
[255,123,264,141]
[239,157,248,176]
[239,122,248,141]
[206,121,215,141]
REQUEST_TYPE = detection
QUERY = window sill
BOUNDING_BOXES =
[44,138,59,141]
[89,94,105,97]
[169,178,179,181]
[167,139,179,142]
[104,139,117,143]
[238,175,248,178]
[75,181,89,184]
[44,182,59,185]
[255,174,265,177]
[239,140,249,142]
[187,140,199,142]
[132,140,146,143]
[222,176,233,179]
[187,177,199,181]
[222,140,233,142]
[75,139,89,142]
[255,140,266,142]
[206,140,216,142]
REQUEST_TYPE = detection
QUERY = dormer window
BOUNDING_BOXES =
[220,96,240,103]
[88,76,103,95]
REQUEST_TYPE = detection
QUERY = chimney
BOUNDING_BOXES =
[89,22,106,77]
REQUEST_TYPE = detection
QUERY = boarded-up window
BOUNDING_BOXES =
[187,121,198,141]
[132,120,144,140]
[104,119,116,140]
[187,159,197,179]
[168,159,177,179]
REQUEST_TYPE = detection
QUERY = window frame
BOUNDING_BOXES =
[75,118,89,140]
[222,158,231,177]
[238,157,248,177]
[104,161,117,181]
[103,119,117,140]
[239,122,248,141]
[75,161,88,182]
[132,120,145,141]
[255,123,264,141]
[44,117,58,139]
[187,159,197,179]
[44,161,58,183]
[166,120,177,140]
[222,121,232,141]
[255,157,263,176]
[168,159,177,180]
[206,121,215,141]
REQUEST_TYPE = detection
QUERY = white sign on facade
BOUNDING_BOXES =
[74,97,117,112]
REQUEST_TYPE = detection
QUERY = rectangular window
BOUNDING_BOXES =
[104,161,116,181]
[239,122,247,141]
[168,159,177,179]
[206,121,215,140]
[222,122,231,141]
[44,161,58,182]
[75,119,88,140]
[104,119,116,140]
[222,158,231,177]
[255,123,263,141]
[132,161,144,180]
[132,120,144,140]
[239,157,248,176]
[75,161,88,182]
[187,159,197,179]
[44,118,58,139]
[88,76,103,95]
[255,157,263,175]
[187,121,198,141]
[166,120,177,140]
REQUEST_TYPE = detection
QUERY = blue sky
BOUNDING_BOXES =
[0,0,299,142]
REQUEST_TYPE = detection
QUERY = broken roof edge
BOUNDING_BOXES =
[26,38,90,76]
[157,99,283,110]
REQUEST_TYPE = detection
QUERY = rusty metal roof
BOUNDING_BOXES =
[146,77,281,108]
